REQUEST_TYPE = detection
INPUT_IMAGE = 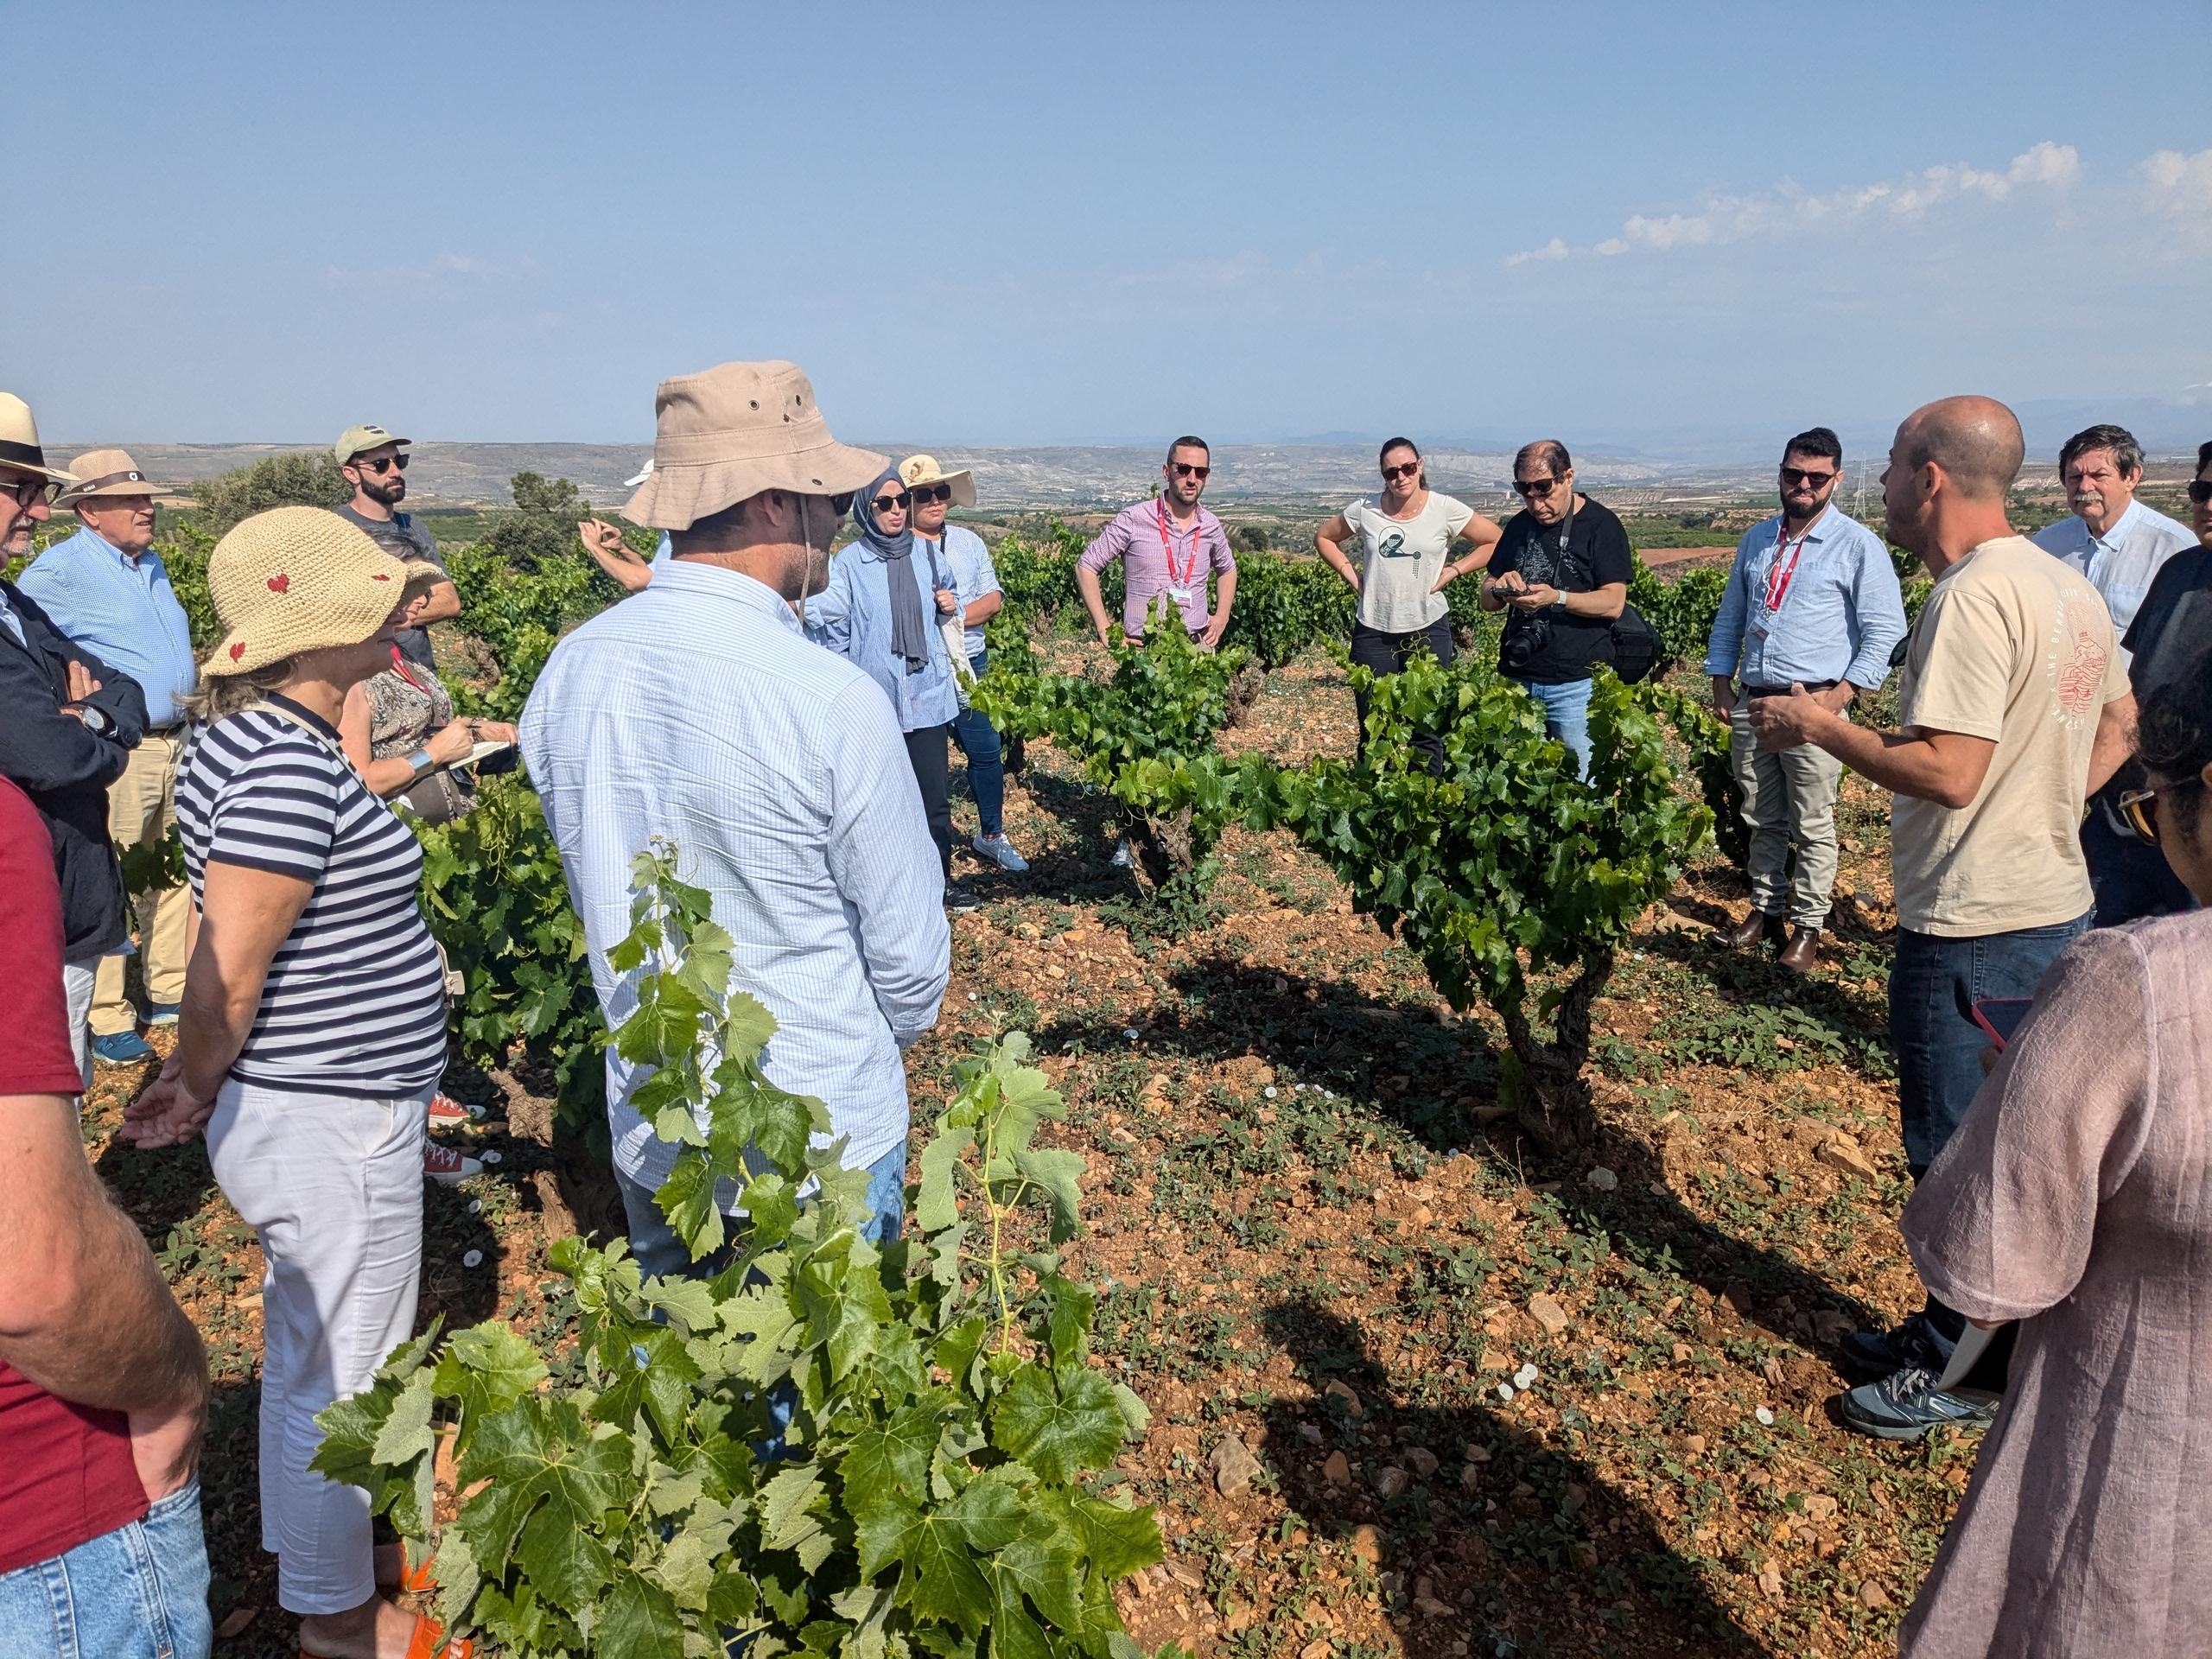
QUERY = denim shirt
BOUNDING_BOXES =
[804,539,960,732]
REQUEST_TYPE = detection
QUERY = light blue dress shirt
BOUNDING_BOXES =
[924,525,1001,659]
[2031,497,2195,656]
[1702,506,1909,691]
[519,559,950,1200]
[15,527,198,727]
[804,538,961,731]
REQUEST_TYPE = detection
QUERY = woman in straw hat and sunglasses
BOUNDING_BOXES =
[1876,643,2212,1656]
[122,507,472,1659]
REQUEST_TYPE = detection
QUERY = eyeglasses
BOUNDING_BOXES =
[872,491,912,512]
[2118,777,2202,844]
[909,483,953,505]
[4,475,60,508]
[1170,462,1210,480]
[354,453,410,475]
[1781,467,1839,487]
[2188,480,2212,505]
[1381,461,1421,482]
[1511,475,1563,498]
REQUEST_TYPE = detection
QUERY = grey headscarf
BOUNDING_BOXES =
[853,466,931,674]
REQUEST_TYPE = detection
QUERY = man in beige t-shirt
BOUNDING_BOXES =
[1750,397,2133,1424]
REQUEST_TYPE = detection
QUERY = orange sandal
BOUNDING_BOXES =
[375,1539,438,1595]
[300,1610,473,1659]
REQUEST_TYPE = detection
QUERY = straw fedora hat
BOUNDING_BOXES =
[0,392,79,488]
[622,360,886,531]
[56,448,168,506]
[898,454,977,509]
[202,506,443,678]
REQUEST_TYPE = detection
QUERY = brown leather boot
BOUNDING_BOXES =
[1727,909,1783,950]
[1777,926,1821,975]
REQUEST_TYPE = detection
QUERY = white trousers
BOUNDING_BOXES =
[61,959,97,1092]
[207,1078,428,1615]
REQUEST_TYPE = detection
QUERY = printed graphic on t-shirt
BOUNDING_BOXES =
[1376,531,1411,560]
[2051,593,2113,728]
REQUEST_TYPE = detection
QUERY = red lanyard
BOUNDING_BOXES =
[1762,520,1815,612]
[389,645,432,693]
[1155,500,1202,588]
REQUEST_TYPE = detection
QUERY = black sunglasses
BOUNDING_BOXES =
[908,482,954,505]
[827,491,855,514]
[872,490,912,512]
[1171,462,1210,480]
[355,453,410,474]
[1381,461,1421,482]
[1511,475,1563,498]
[1781,467,1838,487]
[2189,480,2212,505]
[5,476,60,508]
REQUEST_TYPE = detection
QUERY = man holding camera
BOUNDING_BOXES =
[1478,440,1631,777]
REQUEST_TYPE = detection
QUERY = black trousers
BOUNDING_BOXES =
[1350,616,1455,769]
[905,723,953,880]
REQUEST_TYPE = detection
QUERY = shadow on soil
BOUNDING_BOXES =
[1037,956,1885,1350]
[1256,1297,1763,1657]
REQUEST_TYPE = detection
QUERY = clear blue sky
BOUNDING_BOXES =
[8,0,2208,454]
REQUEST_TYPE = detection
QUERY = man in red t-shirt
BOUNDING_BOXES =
[0,765,213,1649]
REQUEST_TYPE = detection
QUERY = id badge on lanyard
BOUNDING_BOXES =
[1750,523,1812,642]
[1157,501,1200,606]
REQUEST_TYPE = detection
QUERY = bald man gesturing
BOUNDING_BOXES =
[1750,397,2134,1427]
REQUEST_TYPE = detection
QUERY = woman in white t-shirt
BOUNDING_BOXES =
[1316,437,1503,763]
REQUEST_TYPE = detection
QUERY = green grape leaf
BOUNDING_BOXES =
[370,1369,437,1466]
[853,1497,994,1637]
[454,1401,632,1596]
[988,1363,1126,1483]
[914,1123,975,1234]
[997,1528,1087,1630]
[595,1567,684,1659]
[1008,1147,1086,1243]
[433,1319,550,1424]
[842,1403,943,1519]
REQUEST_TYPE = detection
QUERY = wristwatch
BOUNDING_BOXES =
[404,747,436,779]
[74,703,113,736]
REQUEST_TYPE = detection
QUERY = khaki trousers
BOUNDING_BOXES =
[1728,703,1845,930]
[92,732,189,1034]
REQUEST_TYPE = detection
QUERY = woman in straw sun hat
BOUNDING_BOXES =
[120,506,475,1658]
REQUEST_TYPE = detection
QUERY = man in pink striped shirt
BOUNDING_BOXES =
[1077,435,1239,648]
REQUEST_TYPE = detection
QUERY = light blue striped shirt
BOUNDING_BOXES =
[15,527,198,728]
[519,559,950,1198]
[804,539,961,731]
[924,526,1001,659]
[1702,506,1909,691]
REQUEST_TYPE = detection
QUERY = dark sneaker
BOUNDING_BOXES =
[1837,1366,1998,1440]
[1839,1310,1952,1380]
[945,880,982,915]
[91,1029,156,1066]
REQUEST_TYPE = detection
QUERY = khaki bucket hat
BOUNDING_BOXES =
[202,506,443,677]
[56,448,168,506]
[622,360,886,531]
[898,454,977,509]
[0,392,79,487]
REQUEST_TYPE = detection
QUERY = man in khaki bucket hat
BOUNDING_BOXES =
[18,449,197,1065]
[522,361,951,1309]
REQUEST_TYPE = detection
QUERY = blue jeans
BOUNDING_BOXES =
[617,1140,909,1282]
[0,1482,212,1659]
[950,650,1005,838]
[1890,914,2088,1340]
[1508,676,1594,778]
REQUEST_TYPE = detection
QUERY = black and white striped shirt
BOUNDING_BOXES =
[175,695,447,1098]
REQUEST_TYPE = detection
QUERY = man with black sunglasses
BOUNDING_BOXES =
[1703,428,1908,972]
[1478,440,1632,777]
[1077,435,1238,650]
[334,424,457,675]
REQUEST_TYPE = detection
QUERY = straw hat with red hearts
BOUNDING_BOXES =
[201,505,443,677]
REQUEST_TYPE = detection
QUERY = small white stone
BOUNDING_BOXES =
[1263,1086,1278,1099]
[1755,1407,1776,1427]
[481,1149,503,1166]
[467,1198,482,1214]
[462,1249,485,1268]
[1497,1383,1516,1403]
[967,992,978,1001]
[1513,1363,1540,1390]
[1123,1028,1140,1041]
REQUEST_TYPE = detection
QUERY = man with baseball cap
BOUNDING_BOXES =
[0,394,150,1084]
[16,450,196,1065]
[522,361,950,1300]
[334,423,458,675]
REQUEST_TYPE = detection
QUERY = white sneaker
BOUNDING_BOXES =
[1109,839,1133,868]
[973,833,1029,873]
[424,1141,484,1185]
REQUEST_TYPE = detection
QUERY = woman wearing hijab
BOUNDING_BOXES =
[804,467,972,912]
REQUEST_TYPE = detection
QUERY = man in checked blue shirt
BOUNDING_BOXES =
[16,449,198,1065]
[1704,428,1909,973]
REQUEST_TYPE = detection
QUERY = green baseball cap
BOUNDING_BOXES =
[334,423,410,466]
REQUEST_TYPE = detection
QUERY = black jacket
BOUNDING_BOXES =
[0,580,149,958]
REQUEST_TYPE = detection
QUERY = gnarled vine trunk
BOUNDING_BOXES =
[1497,945,1617,1153]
